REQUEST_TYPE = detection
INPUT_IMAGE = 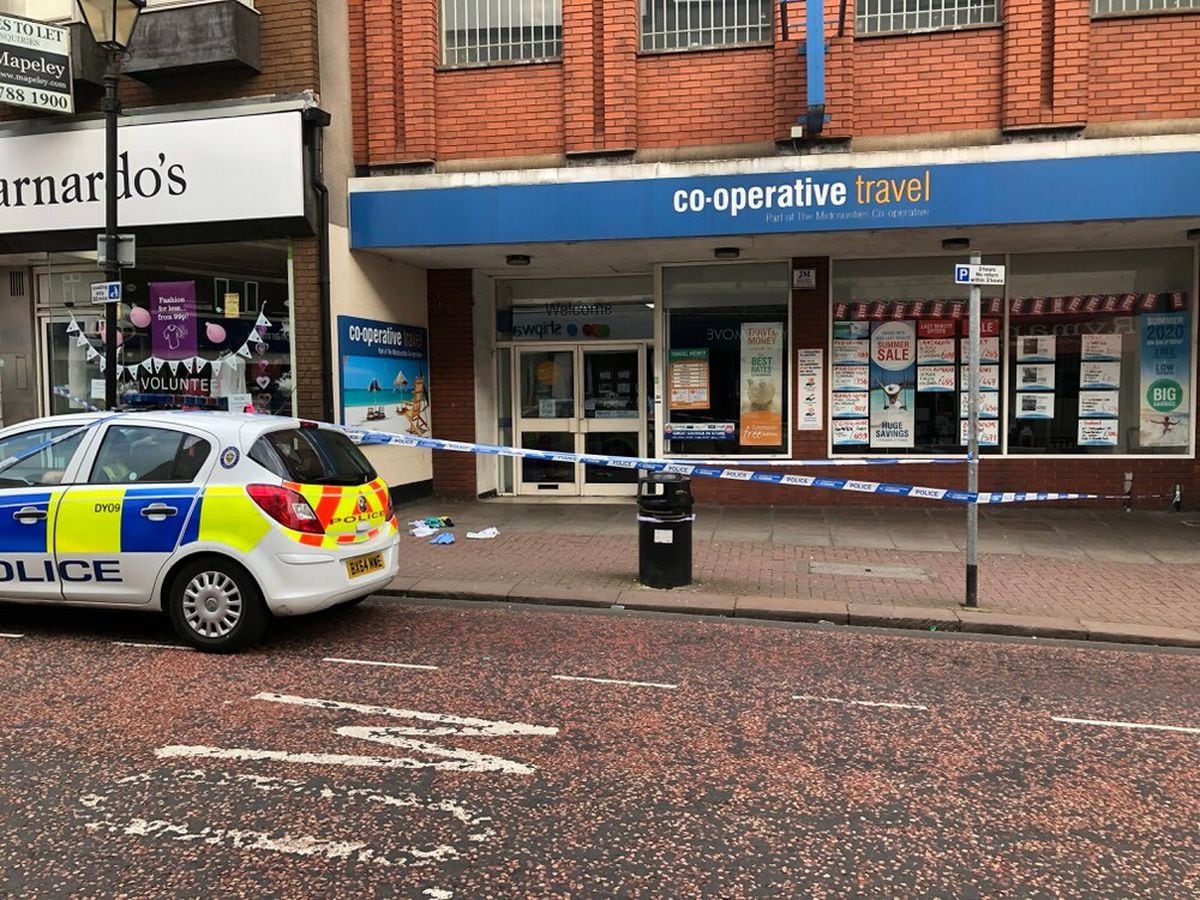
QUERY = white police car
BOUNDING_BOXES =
[0,412,400,651]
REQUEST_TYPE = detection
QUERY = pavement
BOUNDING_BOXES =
[386,499,1200,649]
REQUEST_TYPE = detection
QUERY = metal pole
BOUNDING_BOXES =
[102,52,121,411]
[965,252,981,608]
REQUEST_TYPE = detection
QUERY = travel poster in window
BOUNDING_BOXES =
[739,323,784,446]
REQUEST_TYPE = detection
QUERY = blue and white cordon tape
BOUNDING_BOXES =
[339,426,1103,505]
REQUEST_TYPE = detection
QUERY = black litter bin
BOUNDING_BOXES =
[637,472,694,589]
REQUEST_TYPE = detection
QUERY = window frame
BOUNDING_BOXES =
[0,425,91,489]
[86,423,213,486]
[439,0,564,69]
[639,0,776,54]
[1090,0,1200,18]
[854,0,1002,38]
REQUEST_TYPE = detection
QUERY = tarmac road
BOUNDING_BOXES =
[0,597,1198,898]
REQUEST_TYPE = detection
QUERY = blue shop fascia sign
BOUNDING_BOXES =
[351,151,1200,248]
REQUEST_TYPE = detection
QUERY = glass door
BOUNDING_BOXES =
[515,347,580,494]
[580,346,643,496]
[514,344,646,496]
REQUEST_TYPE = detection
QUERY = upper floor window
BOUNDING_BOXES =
[641,0,773,51]
[857,0,998,35]
[441,0,562,67]
[1092,0,1200,14]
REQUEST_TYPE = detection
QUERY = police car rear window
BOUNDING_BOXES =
[250,429,377,486]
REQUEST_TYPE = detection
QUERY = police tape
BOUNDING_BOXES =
[0,413,119,476]
[337,426,1106,505]
[52,385,101,413]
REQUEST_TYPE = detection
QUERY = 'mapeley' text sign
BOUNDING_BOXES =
[0,13,73,115]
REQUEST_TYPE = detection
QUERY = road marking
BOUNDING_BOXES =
[793,694,929,711]
[112,641,193,651]
[324,657,439,671]
[252,692,559,737]
[0,633,24,639]
[551,674,678,690]
[1052,716,1200,735]
[156,694,559,775]
[81,769,491,868]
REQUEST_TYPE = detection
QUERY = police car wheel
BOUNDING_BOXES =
[167,559,267,652]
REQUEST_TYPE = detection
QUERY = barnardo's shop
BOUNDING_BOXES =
[348,136,1200,506]
[0,101,323,426]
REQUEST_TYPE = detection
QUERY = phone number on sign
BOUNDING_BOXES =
[0,84,70,110]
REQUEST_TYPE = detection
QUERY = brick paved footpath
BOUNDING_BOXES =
[385,502,1200,646]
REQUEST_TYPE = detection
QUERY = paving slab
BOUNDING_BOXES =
[508,582,622,608]
[615,589,736,616]
[957,610,1089,641]
[847,602,962,632]
[406,578,517,601]
[1081,620,1200,648]
[734,596,849,624]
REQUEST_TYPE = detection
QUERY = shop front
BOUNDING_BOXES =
[348,136,1200,504]
[0,101,321,426]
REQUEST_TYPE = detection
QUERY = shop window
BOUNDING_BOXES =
[641,0,773,51]
[1092,0,1199,15]
[1006,249,1192,456]
[832,256,1003,455]
[857,0,999,35]
[42,240,294,418]
[664,262,790,456]
[441,0,562,66]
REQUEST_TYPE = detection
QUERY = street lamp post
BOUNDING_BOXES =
[76,0,144,411]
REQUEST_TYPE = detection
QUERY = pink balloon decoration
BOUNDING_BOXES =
[206,322,227,344]
[98,325,123,346]
[129,305,151,329]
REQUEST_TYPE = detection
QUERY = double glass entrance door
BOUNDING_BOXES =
[515,344,646,496]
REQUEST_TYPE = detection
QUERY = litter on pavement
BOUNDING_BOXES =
[467,527,500,540]
[429,532,456,545]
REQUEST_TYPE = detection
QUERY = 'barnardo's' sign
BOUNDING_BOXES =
[0,13,73,115]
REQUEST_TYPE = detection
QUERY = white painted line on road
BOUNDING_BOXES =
[551,674,678,690]
[82,770,475,866]
[324,657,439,671]
[0,633,24,639]
[112,641,193,651]
[793,694,929,711]
[1052,716,1200,736]
[155,744,490,771]
[252,692,559,737]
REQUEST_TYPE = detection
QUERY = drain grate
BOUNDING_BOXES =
[808,561,931,581]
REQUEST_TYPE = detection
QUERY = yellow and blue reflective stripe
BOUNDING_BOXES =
[0,490,56,553]
[120,487,201,553]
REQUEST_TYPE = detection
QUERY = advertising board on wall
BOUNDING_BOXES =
[337,316,431,436]
[0,110,304,235]
[0,13,72,115]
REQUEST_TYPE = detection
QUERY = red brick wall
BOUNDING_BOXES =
[435,65,565,159]
[290,237,325,420]
[636,48,778,148]
[427,269,478,498]
[1089,15,1200,122]
[856,30,1003,135]
[347,5,1200,165]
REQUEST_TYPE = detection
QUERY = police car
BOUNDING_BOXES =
[0,412,400,651]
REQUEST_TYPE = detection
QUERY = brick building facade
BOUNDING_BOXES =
[345,0,1200,506]
[0,0,330,427]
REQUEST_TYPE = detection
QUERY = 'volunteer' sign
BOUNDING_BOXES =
[0,13,73,115]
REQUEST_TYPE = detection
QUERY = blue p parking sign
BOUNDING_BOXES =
[954,265,971,285]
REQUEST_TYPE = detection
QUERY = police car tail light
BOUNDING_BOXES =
[246,484,325,535]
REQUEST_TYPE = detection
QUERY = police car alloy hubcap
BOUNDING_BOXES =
[182,571,243,638]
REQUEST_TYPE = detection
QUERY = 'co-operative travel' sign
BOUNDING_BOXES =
[0,12,73,115]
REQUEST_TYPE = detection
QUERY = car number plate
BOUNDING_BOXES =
[345,552,385,579]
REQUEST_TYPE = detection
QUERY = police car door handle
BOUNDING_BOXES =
[140,504,179,520]
[13,506,46,524]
